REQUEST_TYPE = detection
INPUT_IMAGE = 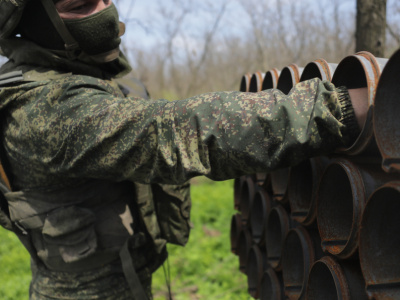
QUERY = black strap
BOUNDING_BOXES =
[119,239,149,300]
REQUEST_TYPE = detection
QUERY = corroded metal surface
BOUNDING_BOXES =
[316,158,395,259]
[300,58,337,82]
[240,72,252,92]
[306,256,367,300]
[288,156,330,225]
[359,181,400,300]
[332,51,388,155]
[277,64,303,94]
[260,268,284,300]
[230,213,243,255]
[247,245,267,299]
[373,49,400,173]
[249,186,272,245]
[262,68,280,90]
[281,226,323,300]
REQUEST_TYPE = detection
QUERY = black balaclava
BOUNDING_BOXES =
[17,1,122,60]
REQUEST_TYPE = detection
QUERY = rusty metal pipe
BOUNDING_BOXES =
[281,227,323,300]
[331,51,388,156]
[260,269,284,300]
[230,213,243,255]
[233,176,244,211]
[270,167,290,203]
[306,256,368,300]
[359,181,400,300]
[247,244,268,299]
[249,186,272,246]
[277,64,303,95]
[316,158,395,259]
[265,205,295,271]
[288,157,330,226]
[238,228,253,274]
[249,71,265,93]
[240,72,252,92]
[373,49,400,173]
[262,68,280,90]
[300,59,337,82]
[239,176,256,226]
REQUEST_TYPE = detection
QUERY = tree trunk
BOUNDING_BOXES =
[356,0,387,57]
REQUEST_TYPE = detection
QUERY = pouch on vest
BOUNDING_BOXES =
[40,206,97,263]
[152,182,192,246]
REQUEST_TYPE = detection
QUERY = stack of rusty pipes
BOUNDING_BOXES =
[230,49,400,300]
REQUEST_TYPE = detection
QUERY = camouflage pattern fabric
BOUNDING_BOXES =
[0,74,357,190]
[29,260,153,300]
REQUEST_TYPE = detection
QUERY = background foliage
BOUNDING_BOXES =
[0,178,252,300]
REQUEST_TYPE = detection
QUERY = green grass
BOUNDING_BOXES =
[0,178,251,299]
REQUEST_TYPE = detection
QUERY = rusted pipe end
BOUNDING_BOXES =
[317,159,395,259]
[238,228,253,274]
[240,72,252,92]
[359,181,400,299]
[281,226,318,300]
[373,49,400,173]
[239,176,256,226]
[316,160,361,259]
[306,256,350,300]
[288,159,313,224]
[230,213,243,255]
[306,256,368,300]
[247,245,266,299]
[262,68,280,90]
[277,64,303,94]
[270,167,290,203]
[332,51,388,155]
[249,186,271,246]
[260,269,284,300]
[265,205,291,270]
[249,71,265,93]
[300,58,337,82]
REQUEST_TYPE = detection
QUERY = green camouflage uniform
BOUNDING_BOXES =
[0,37,359,299]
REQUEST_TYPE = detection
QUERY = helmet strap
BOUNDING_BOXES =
[40,0,81,59]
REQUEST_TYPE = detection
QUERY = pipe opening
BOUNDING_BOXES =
[238,229,252,274]
[306,260,339,300]
[270,168,290,201]
[277,67,295,94]
[332,56,367,89]
[289,160,313,222]
[260,269,282,300]
[247,246,263,298]
[317,164,353,255]
[230,214,242,255]
[360,185,400,287]
[282,229,306,296]
[239,177,254,224]
[266,206,287,268]
[250,189,269,244]
[240,73,251,92]
[300,62,323,82]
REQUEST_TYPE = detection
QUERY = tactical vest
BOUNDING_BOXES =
[0,70,192,298]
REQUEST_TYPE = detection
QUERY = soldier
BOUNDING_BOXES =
[0,0,367,299]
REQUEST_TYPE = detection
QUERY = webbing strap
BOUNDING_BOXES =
[120,240,149,300]
[40,0,80,58]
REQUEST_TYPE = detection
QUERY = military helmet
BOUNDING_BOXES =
[0,0,29,40]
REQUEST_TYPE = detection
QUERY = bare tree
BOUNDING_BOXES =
[356,0,387,56]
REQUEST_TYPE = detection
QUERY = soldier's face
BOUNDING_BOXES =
[55,0,112,19]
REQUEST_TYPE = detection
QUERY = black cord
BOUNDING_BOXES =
[162,257,172,299]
